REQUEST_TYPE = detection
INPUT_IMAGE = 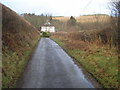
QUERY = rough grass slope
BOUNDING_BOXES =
[2,4,40,88]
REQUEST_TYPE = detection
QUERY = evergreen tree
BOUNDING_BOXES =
[49,16,52,22]
[67,16,76,26]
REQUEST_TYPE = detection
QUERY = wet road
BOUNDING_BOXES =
[17,38,95,88]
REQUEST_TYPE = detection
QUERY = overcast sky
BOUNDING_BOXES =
[1,0,110,16]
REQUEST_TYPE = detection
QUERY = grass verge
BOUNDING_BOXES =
[52,38,118,88]
[2,38,40,88]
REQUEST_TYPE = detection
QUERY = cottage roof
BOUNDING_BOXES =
[41,20,54,26]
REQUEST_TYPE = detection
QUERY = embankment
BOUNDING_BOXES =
[2,4,40,88]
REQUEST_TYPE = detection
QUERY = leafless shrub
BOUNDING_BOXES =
[109,0,120,53]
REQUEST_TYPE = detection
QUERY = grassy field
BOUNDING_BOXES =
[76,15,110,23]
[53,14,110,23]
[51,34,118,88]
[53,16,69,21]
[2,4,40,88]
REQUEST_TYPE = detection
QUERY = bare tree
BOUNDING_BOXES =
[110,0,119,16]
[110,0,120,54]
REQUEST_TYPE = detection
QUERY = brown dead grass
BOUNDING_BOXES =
[2,4,40,54]
[65,40,89,50]
[51,29,118,55]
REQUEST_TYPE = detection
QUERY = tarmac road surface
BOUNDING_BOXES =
[17,38,98,88]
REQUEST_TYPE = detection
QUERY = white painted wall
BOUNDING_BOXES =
[41,26,55,32]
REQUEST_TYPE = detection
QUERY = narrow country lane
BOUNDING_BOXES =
[17,38,98,88]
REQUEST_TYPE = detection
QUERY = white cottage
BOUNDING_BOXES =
[40,21,55,32]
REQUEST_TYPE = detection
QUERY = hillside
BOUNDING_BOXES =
[2,4,40,88]
[76,15,110,23]
[23,14,47,29]
[52,15,113,31]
